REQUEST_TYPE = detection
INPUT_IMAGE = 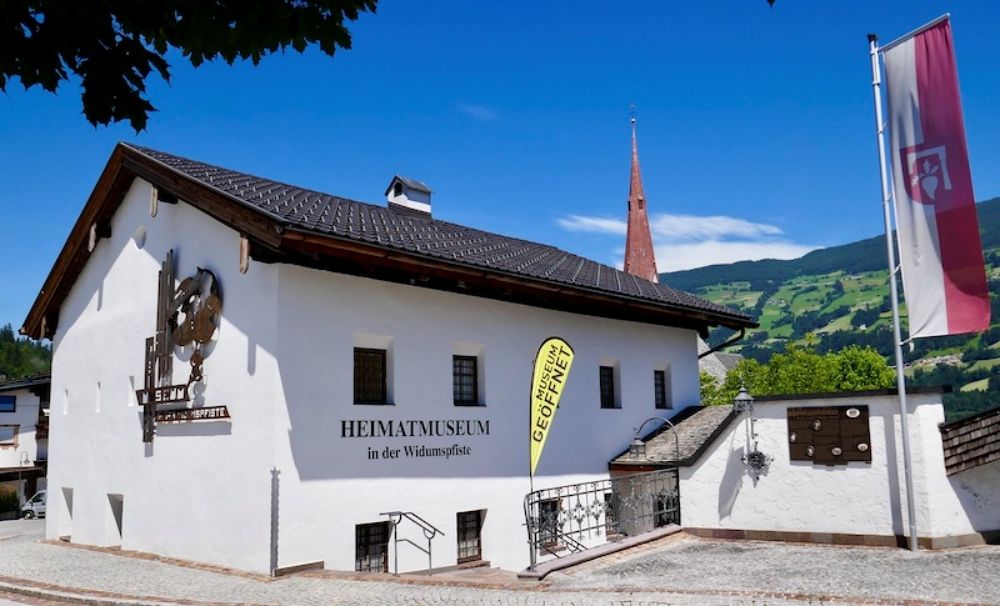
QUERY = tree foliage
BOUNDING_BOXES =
[0,1,377,130]
[702,345,895,405]
[0,324,50,382]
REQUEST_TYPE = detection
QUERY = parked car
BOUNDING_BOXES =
[21,490,46,519]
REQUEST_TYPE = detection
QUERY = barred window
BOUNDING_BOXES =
[354,348,387,405]
[654,370,670,409]
[604,491,618,534]
[453,356,479,406]
[355,522,390,573]
[599,366,617,409]
[456,510,484,563]
[538,499,560,547]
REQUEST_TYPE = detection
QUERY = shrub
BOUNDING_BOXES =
[0,488,20,514]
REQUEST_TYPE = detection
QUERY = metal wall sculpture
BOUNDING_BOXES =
[137,250,225,442]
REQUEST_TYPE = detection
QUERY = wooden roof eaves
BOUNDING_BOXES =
[281,227,757,333]
[21,143,287,340]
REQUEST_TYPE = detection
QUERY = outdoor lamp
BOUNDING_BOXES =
[630,416,680,462]
[733,383,754,414]
[628,436,646,458]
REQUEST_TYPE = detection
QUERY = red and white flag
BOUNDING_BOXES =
[883,17,989,338]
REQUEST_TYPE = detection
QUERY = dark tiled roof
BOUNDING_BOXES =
[611,405,738,467]
[0,374,50,393]
[126,144,750,324]
[940,406,1000,475]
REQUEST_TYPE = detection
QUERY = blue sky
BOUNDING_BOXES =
[2,1,999,332]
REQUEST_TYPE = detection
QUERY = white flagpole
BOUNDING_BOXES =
[868,33,919,552]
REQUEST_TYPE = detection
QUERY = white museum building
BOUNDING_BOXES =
[22,141,756,574]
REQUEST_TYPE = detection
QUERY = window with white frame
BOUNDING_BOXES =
[0,425,17,447]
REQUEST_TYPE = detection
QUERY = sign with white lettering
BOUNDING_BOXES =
[155,406,231,424]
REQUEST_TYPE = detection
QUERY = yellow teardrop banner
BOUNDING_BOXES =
[529,337,575,476]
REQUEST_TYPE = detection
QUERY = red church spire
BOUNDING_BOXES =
[623,113,658,282]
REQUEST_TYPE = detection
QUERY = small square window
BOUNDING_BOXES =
[354,348,387,405]
[0,395,14,413]
[599,366,617,409]
[453,356,479,406]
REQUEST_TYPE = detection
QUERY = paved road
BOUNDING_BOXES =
[0,520,41,540]
[0,519,997,605]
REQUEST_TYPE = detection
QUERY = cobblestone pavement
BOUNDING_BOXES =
[550,534,1000,604]
[0,521,997,605]
[0,591,68,605]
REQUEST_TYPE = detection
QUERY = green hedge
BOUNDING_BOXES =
[0,488,20,513]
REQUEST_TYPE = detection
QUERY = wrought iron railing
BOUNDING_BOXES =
[523,468,680,569]
[381,511,444,575]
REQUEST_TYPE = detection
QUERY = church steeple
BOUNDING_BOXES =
[623,112,658,282]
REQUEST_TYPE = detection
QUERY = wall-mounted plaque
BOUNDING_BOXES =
[787,405,872,466]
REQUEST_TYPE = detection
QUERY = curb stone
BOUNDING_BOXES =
[0,580,260,606]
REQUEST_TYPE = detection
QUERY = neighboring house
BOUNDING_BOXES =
[20,143,752,574]
[0,374,50,502]
[697,338,743,383]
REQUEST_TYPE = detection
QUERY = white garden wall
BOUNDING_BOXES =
[681,392,997,542]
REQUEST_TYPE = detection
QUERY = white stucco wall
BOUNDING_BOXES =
[272,266,699,572]
[47,176,702,573]
[681,393,997,540]
[47,178,281,572]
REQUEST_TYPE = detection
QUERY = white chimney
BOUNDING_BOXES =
[385,176,432,216]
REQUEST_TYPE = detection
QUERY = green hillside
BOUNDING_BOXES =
[664,197,1000,422]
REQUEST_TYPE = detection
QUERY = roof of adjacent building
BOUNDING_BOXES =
[0,374,51,394]
[22,144,756,339]
[940,406,1000,475]
[610,405,738,468]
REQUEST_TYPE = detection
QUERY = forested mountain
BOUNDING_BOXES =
[666,197,1000,293]
[665,197,1000,422]
[0,324,50,382]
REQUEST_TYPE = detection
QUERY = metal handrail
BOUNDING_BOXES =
[381,511,444,575]
[524,467,680,570]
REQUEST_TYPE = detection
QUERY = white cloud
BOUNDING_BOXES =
[653,241,818,273]
[456,103,498,122]
[649,214,783,241]
[557,215,626,235]
[557,211,819,272]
